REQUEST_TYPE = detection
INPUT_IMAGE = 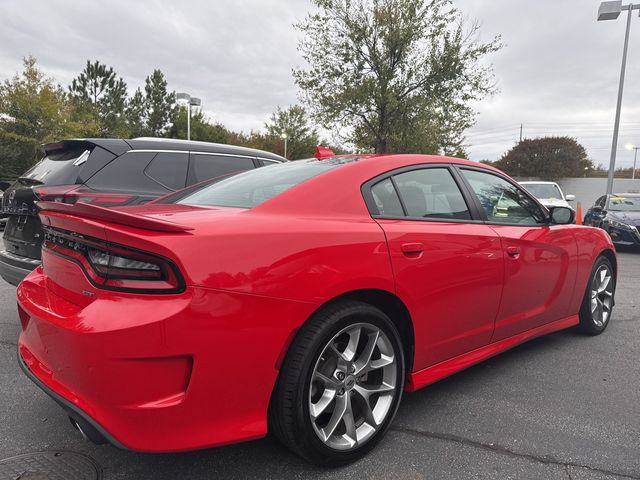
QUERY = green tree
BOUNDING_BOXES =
[169,107,229,143]
[495,137,595,180]
[0,56,95,178]
[144,70,175,137]
[125,88,147,137]
[69,60,129,136]
[294,0,501,155]
[264,105,319,159]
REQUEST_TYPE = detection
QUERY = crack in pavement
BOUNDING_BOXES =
[391,425,640,479]
[564,464,573,480]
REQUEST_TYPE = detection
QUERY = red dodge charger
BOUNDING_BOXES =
[16,154,616,465]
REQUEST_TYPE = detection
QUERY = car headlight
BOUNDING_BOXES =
[607,219,633,231]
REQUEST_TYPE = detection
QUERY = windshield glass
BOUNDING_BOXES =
[20,147,90,185]
[522,183,562,200]
[175,157,356,208]
[608,196,640,211]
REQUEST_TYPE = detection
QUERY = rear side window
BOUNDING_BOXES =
[20,147,91,185]
[187,154,255,185]
[176,159,341,208]
[144,152,188,190]
[258,159,280,166]
[86,151,170,194]
[393,168,471,220]
[370,178,404,217]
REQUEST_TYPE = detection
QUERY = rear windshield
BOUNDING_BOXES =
[522,183,562,200]
[20,147,91,186]
[174,158,353,208]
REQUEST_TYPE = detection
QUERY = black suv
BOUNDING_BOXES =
[0,137,284,286]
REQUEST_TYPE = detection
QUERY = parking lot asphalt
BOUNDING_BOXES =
[0,246,638,479]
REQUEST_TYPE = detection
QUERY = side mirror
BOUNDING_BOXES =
[592,205,605,215]
[565,194,575,201]
[550,206,575,225]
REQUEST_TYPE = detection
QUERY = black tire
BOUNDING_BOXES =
[578,255,615,335]
[269,300,405,466]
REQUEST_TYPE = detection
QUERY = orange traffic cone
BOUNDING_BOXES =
[575,202,582,225]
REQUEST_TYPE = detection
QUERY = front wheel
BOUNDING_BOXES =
[578,256,615,335]
[269,301,405,466]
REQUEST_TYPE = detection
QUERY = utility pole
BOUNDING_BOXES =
[519,124,523,142]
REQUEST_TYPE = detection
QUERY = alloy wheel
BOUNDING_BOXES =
[591,264,614,327]
[308,322,398,451]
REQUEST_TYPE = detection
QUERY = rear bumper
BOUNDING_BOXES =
[17,347,124,448]
[0,249,39,286]
[16,266,316,452]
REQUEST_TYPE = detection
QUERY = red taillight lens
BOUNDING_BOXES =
[42,227,184,293]
[35,186,135,207]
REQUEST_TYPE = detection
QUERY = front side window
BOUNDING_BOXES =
[462,169,546,225]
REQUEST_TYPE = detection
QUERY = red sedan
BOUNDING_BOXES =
[16,154,616,465]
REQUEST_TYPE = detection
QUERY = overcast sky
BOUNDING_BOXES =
[1,0,639,167]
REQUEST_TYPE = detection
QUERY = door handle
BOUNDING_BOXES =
[506,246,521,257]
[401,242,424,256]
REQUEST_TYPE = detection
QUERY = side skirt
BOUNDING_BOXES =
[406,314,579,392]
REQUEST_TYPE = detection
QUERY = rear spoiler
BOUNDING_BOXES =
[36,201,194,233]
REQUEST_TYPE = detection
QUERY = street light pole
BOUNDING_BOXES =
[598,2,640,194]
[281,133,288,159]
[633,147,639,180]
[176,93,202,141]
[187,101,191,141]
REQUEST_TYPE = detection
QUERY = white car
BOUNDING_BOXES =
[519,181,575,209]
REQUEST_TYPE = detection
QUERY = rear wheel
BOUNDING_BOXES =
[269,301,405,466]
[578,256,615,335]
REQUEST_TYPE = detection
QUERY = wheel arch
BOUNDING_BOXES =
[277,288,415,374]
[599,248,617,280]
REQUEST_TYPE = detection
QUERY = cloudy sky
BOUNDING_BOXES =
[1,0,639,167]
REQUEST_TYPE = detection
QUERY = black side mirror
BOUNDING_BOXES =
[0,181,11,191]
[549,206,575,225]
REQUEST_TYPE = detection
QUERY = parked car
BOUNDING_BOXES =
[0,138,284,286]
[17,154,616,466]
[0,181,11,231]
[583,193,640,247]
[519,181,575,209]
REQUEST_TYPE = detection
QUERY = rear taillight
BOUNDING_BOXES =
[42,227,184,293]
[34,186,135,207]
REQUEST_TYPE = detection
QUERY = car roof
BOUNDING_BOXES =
[126,138,285,161]
[43,138,285,162]
[611,193,640,197]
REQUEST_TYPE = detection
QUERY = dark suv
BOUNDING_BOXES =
[0,137,284,286]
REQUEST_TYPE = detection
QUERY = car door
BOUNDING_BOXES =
[364,165,504,370]
[458,167,579,341]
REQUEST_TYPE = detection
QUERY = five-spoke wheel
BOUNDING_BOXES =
[579,256,615,335]
[270,301,404,466]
